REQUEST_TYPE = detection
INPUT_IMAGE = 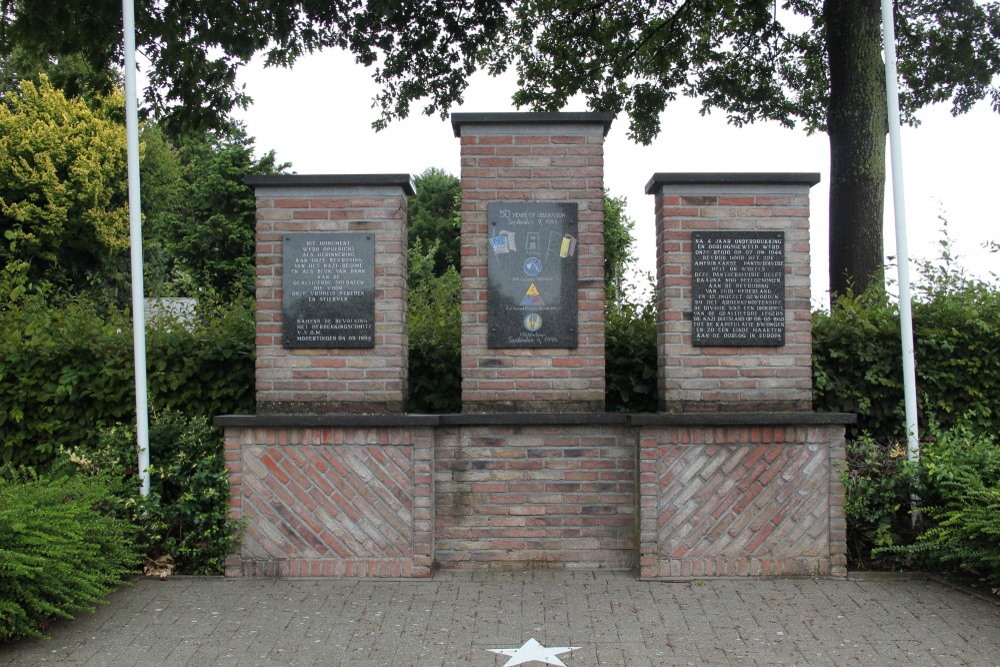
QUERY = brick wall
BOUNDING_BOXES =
[248,175,413,414]
[452,113,612,412]
[224,420,434,578]
[647,174,819,411]
[434,422,636,569]
[220,413,850,577]
[637,419,847,578]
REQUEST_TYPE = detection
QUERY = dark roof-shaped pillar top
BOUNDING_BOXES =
[245,173,416,195]
[645,172,821,194]
[451,112,614,137]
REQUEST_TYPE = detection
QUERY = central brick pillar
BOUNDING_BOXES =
[452,112,612,413]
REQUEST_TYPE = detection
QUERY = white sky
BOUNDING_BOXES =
[232,49,998,308]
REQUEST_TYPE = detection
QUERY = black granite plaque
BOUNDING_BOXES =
[487,202,578,348]
[692,231,785,346]
[282,233,375,348]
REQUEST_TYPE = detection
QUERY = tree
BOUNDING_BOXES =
[603,192,639,308]
[0,0,365,136]
[353,0,1000,298]
[6,2,995,295]
[144,126,287,300]
[407,168,461,277]
[0,76,129,290]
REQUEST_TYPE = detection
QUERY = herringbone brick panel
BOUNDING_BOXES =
[240,441,419,577]
[643,433,836,578]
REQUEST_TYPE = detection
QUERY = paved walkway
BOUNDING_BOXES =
[2,571,998,666]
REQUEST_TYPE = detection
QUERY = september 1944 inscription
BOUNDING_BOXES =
[282,233,375,348]
[692,231,785,347]
[487,202,578,348]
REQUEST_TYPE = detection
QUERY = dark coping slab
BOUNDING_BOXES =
[644,172,822,194]
[214,414,441,428]
[451,112,615,137]
[439,413,630,426]
[215,412,854,428]
[245,173,416,195]
[628,412,856,426]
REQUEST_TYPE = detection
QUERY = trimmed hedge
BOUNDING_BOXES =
[0,291,254,468]
[813,277,1000,441]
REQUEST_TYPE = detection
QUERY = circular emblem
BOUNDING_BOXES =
[523,257,542,277]
[523,313,543,332]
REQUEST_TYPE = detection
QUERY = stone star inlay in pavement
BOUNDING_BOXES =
[487,637,581,666]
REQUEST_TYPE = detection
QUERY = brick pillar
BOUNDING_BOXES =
[452,112,612,413]
[646,173,820,412]
[248,174,413,414]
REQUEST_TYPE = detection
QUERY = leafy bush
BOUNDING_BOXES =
[0,467,139,641]
[841,436,916,566]
[875,422,1000,585]
[69,412,240,575]
[0,281,254,468]
[0,76,129,292]
[605,297,657,412]
[813,277,1000,442]
[407,240,461,413]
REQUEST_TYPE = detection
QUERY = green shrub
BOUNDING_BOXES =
[875,422,1000,584]
[72,412,240,575]
[813,249,1000,442]
[605,297,657,412]
[407,240,461,413]
[841,436,916,566]
[0,468,139,641]
[0,283,254,468]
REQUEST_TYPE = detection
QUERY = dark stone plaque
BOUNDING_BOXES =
[692,231,785,346]
[282,233,375,348]
[487,202,578,348]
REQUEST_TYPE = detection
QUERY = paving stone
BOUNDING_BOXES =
[3,572,999,666]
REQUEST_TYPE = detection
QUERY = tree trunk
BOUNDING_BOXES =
[824,0,888,300]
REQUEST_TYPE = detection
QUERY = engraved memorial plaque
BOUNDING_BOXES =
[282,233,375,348]
[487,202,578,348]
[692,231,785,346]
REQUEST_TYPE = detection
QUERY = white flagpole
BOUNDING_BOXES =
[881,0,920,465]
[122,0,150,496]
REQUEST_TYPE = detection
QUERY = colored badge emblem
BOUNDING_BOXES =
[523,257,542,277]
[523,313,542,332]
[520,283,545,306]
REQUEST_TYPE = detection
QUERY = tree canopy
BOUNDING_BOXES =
[4,0,997,296]
[0,77,128,289]
[357,0,1000,297]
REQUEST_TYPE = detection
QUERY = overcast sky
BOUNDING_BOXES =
[232,49,998,308]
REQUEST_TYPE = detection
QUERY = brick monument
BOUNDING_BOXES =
[217,115,852,579]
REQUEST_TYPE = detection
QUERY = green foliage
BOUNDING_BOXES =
[407,240,462,413]
[875,423,1000,585]
[407,168,461,277]
[0,284,254,468]
[605,296,657,413]
[0,468,139,641]
[812,289,906,440]
[813,258,1000,442]
[817,242,1000,572]
[603,192,637,309]
[0,76,129,292]
[141,125,286,301]
[74,412,241,575]
[841,437,916,565]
